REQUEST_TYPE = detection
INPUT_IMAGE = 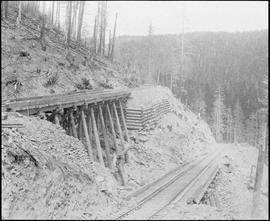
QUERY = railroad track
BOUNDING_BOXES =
[116,151,220,220]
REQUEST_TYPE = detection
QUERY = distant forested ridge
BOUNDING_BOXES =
[115,30,268,143]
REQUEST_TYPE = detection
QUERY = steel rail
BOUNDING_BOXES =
[148,160,218,220]
[128,152,209,200]
[116,151,219,220]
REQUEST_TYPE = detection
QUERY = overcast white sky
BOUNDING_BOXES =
[106,1,268,36]
[45,1,268,37]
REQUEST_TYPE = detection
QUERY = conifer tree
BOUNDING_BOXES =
[191,95,206,120]
[224,107,234,143]
[233,99,245,143]
[246,112,258,146]
[147,24,153,84]
[213,86,225,142]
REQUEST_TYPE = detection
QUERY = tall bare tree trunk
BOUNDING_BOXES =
[55,1,60,27]
[110,12,118,60]
[96,1,101,54]
[71,2,78,40]
[98,1,104,55]
[77,1,85,42]
[16,1,22,26]
[108,30,111,57]
[102,1,107,55]
[93,15,97,53]
[66,1,72,47]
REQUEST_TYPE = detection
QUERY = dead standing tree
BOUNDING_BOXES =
[76,1,85,43]
[66,1,72,47]
[95,1,101,53]
[102,1,107,55]
[110,13,118,60]
[71,1,79,40]
[98,1,104,55]
[51,1,55,24]
[98,1,102,55]
[93,15,98,53]
[16,1,22,26]
[55,1,60,28]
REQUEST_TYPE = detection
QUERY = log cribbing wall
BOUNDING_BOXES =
[126,99,171,130]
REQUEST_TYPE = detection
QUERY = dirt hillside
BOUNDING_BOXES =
[1,6,138,101]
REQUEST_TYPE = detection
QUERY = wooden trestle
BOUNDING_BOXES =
[61,100,129,185]
[3,89,130,185]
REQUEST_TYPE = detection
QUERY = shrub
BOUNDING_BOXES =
[75,77,93,90]
[43,73,59,87]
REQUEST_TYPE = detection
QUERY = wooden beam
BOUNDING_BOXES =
[106,104,118,153]
[87,105,93,144]
[54,113,60,125]
[69,109,78,138]
[81,107,94,161]
[90,106,105,166]
[78,107,84,139]
[113,102,125,150]
[98,104,112,168]
[113,101,126,185]
[119,100,129,142]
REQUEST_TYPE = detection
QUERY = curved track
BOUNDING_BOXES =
[117,151,220,220]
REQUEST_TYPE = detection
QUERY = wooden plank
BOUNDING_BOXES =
[127,123,144,127]
[126,112,143,116]
[98,104,112,168]
[91,106,105,166]
[126,109,142,112]
[126,116,143,120]
[126,119,143,123]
